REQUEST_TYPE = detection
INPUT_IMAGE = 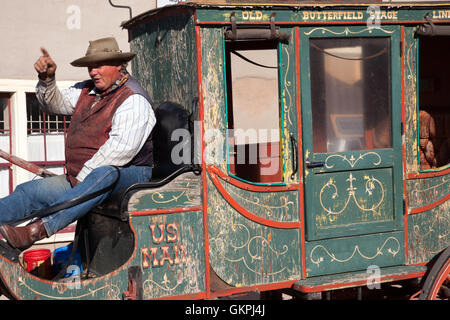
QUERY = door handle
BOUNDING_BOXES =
[305,158,325,168]
[290,133,298,179]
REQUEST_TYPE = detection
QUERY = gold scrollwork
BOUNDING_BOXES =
[320,173,385,216]
[310,236,401,267]
[304,27,395,36]
[325,152,382,169]
[210,221,289,277]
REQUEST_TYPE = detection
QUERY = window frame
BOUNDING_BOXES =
[416,36,450,173]
[26,92,70,175]
[223,39,285,186]
[0,92,13,195]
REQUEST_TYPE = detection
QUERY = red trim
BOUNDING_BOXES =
[130,206,203,217]
[210,280,297,298]
[400,26,409,263]
[209,165,298,192]
[195,24,211,299]
[153,291,207,300]
[294,269,427,293]
[31,161,65,166]
[208,168,301,229]
[409,193,450,215]
[294,26,307,280]
[407,167,450,179]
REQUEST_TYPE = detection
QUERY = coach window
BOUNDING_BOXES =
[309,37,392,153]
[225,40,282,184]
[418,36,450,170]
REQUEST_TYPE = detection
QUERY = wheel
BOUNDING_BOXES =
[419,246,450,300]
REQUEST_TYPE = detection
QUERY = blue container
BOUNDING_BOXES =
[53,244,83,278]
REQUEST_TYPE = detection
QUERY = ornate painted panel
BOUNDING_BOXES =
[131,211,206,299]
[207,173,301,286]
[219,173,299,223]
[305,231,405,277]
[406,175,449,211]
[128,172,202,211]
[407,202,450,265]
[309,168,395,240]
[0,256,128,300]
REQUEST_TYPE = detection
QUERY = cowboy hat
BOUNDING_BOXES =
[70,37,136,67]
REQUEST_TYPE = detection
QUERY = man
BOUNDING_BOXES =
[0,37,156,250]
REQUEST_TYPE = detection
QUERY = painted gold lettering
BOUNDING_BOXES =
[150,224,165,244]
[159,246,174,266]
[166,223,178,242]
[141,247,159,269]
[242,11,249,20]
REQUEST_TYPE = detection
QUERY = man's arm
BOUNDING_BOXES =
[34,47,80,115]
[35,77,84,116]
[76,94,156,182]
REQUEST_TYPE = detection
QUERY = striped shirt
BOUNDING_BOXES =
[36,77,156,182]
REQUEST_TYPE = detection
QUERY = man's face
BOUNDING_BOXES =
[88,61,122,91]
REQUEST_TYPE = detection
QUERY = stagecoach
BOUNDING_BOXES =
[0,0,448,300]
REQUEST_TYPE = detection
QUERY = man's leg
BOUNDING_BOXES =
[1,165,151,249]
[42,165,152,236]
[0,175,71,225]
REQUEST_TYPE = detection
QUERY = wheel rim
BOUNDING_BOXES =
[429,259,450,300]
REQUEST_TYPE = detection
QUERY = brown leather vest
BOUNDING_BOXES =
[65,78,154,186]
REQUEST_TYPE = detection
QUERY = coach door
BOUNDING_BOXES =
[299,25,404,241]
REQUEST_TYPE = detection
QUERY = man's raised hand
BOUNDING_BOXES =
[34,47,57,81]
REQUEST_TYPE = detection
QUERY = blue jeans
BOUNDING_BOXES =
[0,165,152,236]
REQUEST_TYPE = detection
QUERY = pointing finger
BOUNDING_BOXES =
[40,47,50,57]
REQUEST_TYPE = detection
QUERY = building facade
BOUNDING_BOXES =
[0,0,158,197]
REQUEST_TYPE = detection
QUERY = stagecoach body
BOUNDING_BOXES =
[0,0,448,300]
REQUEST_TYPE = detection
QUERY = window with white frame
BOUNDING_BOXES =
[0,93,12,197]
[26,93,70,178]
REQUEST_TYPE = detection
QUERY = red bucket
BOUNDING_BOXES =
[23,249,52,279]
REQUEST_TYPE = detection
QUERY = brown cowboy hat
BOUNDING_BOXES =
[70,37,136,67]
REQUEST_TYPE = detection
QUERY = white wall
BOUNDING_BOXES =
[0,0,156,81]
